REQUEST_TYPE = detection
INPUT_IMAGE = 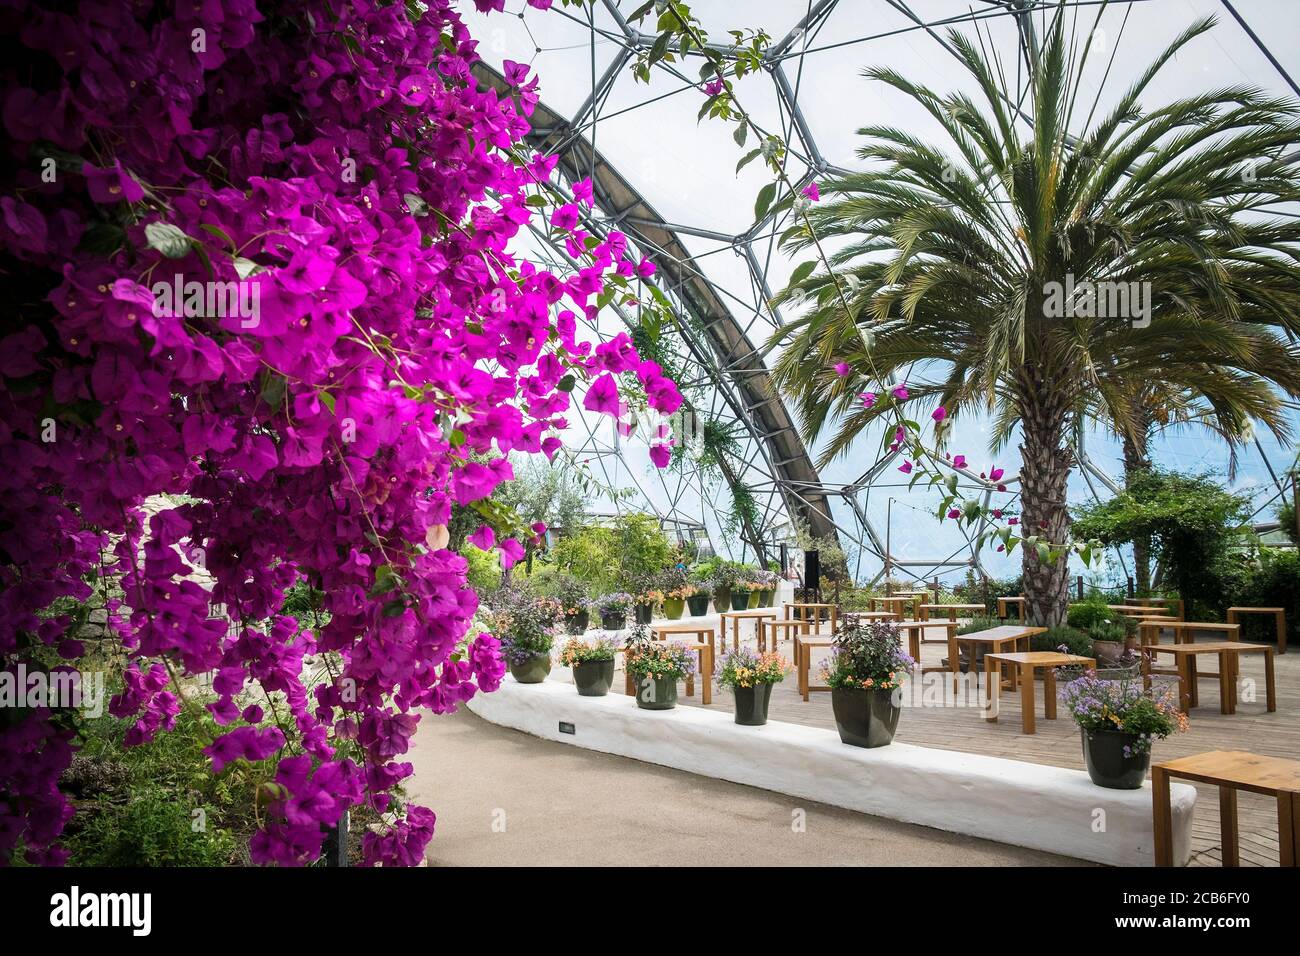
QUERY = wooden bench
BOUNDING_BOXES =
[1153,751,1300,867]
[1226,606,1287,655]
[1141,641,1276,714]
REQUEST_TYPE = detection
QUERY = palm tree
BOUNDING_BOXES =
[769,9,1300,626]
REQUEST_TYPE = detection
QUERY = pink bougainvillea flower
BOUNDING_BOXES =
[992,509,1003,519]
[84,160,144,204]
[573,178,594,206]
[583,373,620,417]
[834,362,850,376]
[946,508,960,519]
[898,461,913,474]
[858,391,876,408]
[989,467,1005,482]
[702,78,724,97]
[649,442,673,468]
[801,182,820,201]
[468,525,496,551]
[951,454,967,469]
[891,384,908,401]
[931,406,946,422]
[1008,517,1020,526]
[551,203,580,232]
[635,258,656,279]
[499,538,526,570]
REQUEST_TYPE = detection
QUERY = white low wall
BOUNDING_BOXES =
[468,676,1197,867]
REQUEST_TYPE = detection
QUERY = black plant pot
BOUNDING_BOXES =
[732,683,773,726]
[1081,728,1151,789]
[572,658,615,697]
[831,686,900,748]
[729,590,751,611]
[509,651,551,685]
[634,603,653,625]
[687,594,710,616]
[632,674,678,710]
[600,610,627,630]
[564,609,589,635]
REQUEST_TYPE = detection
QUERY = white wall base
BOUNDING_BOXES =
[468,677,1196,866]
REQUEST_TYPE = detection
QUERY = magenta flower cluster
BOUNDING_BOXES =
[0,0,679,865]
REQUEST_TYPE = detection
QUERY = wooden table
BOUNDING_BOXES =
[1130,596,1185,620]
[717,610,777,651]
[984,651,1095,734]
[783,602,838,636]
[919,603,987,622]
[794,633,835,701]
[624,639,714,705]
[891,619,959,668]
[650,622,716,660]
[843,610,900,623]
[1138,620,1239,647]
[1141,642,1276,714]
[1153,750,1300,867]
[757,618,803,653]
[1227,606,1287,655]
[996,596,1025,621]
[870,595,917,617]
[946,625,1046,695]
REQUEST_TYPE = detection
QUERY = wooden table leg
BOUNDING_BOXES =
[908,627,920,662]
[1278,791,1298,868]
[1019,663,1036,734]
[1265,647,1277,712]
[701,645,712,705]
[1276,610,1287,655]
[984,652,998,721]
[1220,786,1239,867]
[1219,650,1233,715]
[1044,666,1057,720]
[1176,656,1192,713]
[1152,767,1174,866]
[1187,655,1199,707]
[798,638,810,702]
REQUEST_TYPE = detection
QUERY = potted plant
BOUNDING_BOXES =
[709,563,736,611]
[624,629,696,711]
[593,592,632,631]
[660,567,690,620]
[558,634,618,697]
[497,596,559,684]
[752,569,779,607]
[729,565,753,611]
[822,620,915,747]
[634,587,660,625]
[556,576,589,635]
[1060,669,1187,789]
[685,584,710,617]
[716,647,788,725]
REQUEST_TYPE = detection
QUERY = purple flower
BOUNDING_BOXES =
[834,362,850,376]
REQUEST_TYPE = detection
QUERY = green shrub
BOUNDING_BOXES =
[1066,597,1116,631]
[1031,625,1093,656]
[1227,547,1299,647]
[67,785,236,867]
[957,616,1007,635]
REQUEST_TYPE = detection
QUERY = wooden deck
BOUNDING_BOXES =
[657,620,1298,867]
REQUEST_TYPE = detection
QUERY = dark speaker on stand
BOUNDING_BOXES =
[804,549,820,603]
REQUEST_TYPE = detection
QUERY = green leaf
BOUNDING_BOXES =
[789,260,817,285]
[557,374,575,392]
[233,257,263,280]
[403,193,428,217]
[199,223,236,252]
[318,392,336,414]
[733,122,747,147]
[259,372,287,410]
[735,148,761,174]
[754,182,776,221]
[144,222,193,259]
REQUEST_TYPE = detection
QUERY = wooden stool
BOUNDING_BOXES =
[759,618,803,653]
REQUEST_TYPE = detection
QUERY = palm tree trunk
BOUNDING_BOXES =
[1121,426,1152,594]
[1017,374,1074,628]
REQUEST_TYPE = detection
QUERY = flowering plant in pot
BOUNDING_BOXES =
[716,648,788,725]
[822,621,915,747]
[558,634,618,697]
[724,564,754,611]
[1060,670,1186,789]
[634,588,662,625]
[686,568,713,615]
[556,576,590,635]
[709,563,739,610]
[751,569,780,607]
[659,567,691,619]
[624,630,697,711]
[594,592,633,631]
[496,597,560,685]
